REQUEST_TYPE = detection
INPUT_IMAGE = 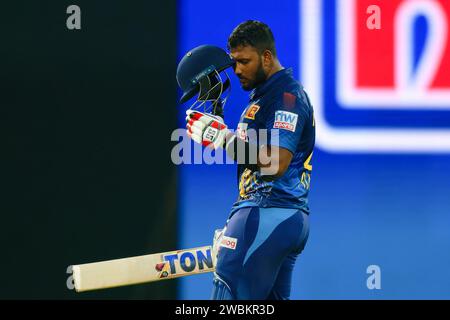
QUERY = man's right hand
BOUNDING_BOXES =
[186,110,231,149]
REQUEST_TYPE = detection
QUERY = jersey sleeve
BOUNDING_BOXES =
[265,92,306,154]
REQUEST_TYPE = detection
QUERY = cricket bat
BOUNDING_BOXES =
[72,245,215,292]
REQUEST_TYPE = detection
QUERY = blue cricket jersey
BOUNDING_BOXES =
[231,68,315,214]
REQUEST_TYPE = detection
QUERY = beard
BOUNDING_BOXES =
[240,59,267,91]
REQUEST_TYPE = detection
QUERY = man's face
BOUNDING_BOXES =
[230,45,267,91]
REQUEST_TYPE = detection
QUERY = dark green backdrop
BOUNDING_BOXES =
[1,1,178,299]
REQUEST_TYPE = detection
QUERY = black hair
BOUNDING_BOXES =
[227,20,277,56]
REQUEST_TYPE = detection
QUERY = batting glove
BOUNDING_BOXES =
[186,110,231,149]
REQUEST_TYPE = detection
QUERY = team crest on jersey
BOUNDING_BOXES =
[301,0,450,152]
[273,110,298,132]
[244,104,260,120]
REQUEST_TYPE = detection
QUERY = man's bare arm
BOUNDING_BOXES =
[258,145,293,179]
[224,133,293,179]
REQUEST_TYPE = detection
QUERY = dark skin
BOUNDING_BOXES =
[229,45,293,178]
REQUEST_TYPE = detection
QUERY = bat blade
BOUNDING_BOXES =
[72,245,215,292]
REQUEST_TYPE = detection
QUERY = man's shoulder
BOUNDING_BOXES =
[268,74,303,97]
[261,82,307,112]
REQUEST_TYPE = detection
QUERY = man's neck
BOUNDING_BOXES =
[265,60,284,80]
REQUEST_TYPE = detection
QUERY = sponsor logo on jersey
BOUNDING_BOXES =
[220,236,238,250]
[273,110,298,132]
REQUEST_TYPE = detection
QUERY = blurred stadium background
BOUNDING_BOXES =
[2,0,450,299]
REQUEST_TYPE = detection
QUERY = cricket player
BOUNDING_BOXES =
[178,20,315,300]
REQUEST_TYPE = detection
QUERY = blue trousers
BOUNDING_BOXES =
[211,206,309,300]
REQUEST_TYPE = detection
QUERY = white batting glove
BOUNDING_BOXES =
[186,110,231,149]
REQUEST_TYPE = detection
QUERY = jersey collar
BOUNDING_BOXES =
[249,67,293,100]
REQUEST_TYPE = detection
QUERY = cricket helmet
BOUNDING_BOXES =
[176,45,235,115]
